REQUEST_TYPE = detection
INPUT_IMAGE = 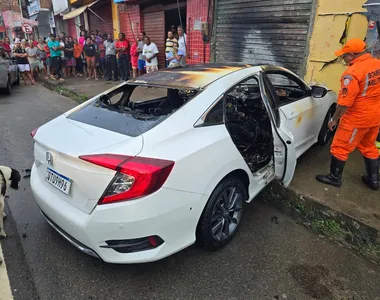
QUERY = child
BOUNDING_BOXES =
[166,42,184,68]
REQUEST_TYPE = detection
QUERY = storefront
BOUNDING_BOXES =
[88,0,113,35]
[118,0,212,68]
[2,10,39,40]
[212,0,314,75]
[63,0,114,38]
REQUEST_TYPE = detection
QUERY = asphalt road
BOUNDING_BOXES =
[1,84,380,300]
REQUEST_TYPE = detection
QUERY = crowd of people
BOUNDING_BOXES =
[0,25,187,85]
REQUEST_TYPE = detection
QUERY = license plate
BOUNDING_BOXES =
[45,168,72,195]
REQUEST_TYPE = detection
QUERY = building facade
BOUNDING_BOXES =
[21,0,372,93]
[118,0,212,68]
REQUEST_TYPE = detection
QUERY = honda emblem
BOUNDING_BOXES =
[46,152,53,166]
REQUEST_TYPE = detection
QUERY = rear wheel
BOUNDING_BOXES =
[15,72,20,86]
[197,177,246,250]
[4,77,11,95]
[317,105,336,146]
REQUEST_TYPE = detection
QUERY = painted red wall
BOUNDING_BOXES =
[67,18,77,40]
[186,0,211,64]
[119,4,142,43]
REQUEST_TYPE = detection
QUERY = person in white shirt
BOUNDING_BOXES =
[142,36,159,73]
[177,25,187,66]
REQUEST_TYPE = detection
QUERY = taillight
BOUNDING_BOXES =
[79,154,174,204]
[31,127,39,138]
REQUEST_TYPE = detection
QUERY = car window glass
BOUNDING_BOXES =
[68,84,198,137]
[266,72,308,104]
[130,86,167,103]
[204,99,224,125]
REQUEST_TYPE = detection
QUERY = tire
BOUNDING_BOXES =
[15,73,20,86]
[317,105,336,146]
[4,77,11,95]
[197,176,246,250]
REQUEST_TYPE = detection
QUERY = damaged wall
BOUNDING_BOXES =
[304,0,368,93]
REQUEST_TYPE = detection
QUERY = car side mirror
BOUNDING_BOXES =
[311,85,328,98]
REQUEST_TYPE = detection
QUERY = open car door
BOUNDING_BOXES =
[258,73,297,187]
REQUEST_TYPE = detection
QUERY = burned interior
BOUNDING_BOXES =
[68,84,198,137]
[224,77,274,173]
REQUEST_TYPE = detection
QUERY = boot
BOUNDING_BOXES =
[362,157,379,190]
[316,156,346,187]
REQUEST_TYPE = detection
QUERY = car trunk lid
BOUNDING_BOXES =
[33,116,143,214]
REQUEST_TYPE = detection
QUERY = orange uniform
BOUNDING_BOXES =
[330,53,380,161]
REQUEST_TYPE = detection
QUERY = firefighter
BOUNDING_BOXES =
[316,39,380,190]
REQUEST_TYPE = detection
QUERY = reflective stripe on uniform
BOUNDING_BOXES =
[362,74,369,96]
[349,128,358,144]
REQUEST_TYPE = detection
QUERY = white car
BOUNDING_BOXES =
[30,64,337,264]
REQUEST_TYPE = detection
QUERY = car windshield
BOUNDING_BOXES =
[67,84,199,137]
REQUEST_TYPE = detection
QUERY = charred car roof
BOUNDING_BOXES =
[128,64,257,90]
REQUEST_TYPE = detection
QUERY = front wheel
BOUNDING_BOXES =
[317,105,336,146]
[197,177,246,250]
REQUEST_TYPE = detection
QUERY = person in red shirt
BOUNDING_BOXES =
[130,39,139,79]
[98,36,106,78]
[2,37,11,57]
[115,33,130,80]
[44,40,52,77]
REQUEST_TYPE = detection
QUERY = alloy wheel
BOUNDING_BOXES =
[211,187,243,242]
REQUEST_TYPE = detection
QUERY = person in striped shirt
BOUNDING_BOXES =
[165,30,177,68]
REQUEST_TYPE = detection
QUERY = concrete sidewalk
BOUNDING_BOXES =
[39,76,119,102]
[39,76,380,263]
[0,244,13,300]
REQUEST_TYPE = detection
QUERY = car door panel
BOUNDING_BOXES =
[0,56,7,87]
[265,69,324,158]
[279,96,322,158]
[259,73,297,187]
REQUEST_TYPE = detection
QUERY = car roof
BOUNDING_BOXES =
[129,63,263,90]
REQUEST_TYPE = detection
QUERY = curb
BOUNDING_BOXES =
[260,182,380,264]
[38,78,89,103]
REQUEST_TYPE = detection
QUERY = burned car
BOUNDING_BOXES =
[31,64,337,264]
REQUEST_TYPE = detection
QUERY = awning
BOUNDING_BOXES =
[363,0,380,21]
[63,0,98,20]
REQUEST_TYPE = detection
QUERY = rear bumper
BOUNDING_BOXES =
[31,163,207,264]
[40,210,100,259]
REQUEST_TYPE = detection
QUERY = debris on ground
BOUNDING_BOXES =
[271,216,279,224]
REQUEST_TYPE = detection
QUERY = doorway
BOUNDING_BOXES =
[165,8,186,38]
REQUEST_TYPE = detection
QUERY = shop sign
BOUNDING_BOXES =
[27,0,41,17]
[52,0,69,15]
[22,23,33,34]
[366,20,380,59]
[49,12,56,28]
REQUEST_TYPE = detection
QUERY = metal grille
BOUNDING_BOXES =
[143,11,166,69]
[88,1,114,36]
[214,0,313,74]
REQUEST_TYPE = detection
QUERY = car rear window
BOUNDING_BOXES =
[67,84,198,137]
